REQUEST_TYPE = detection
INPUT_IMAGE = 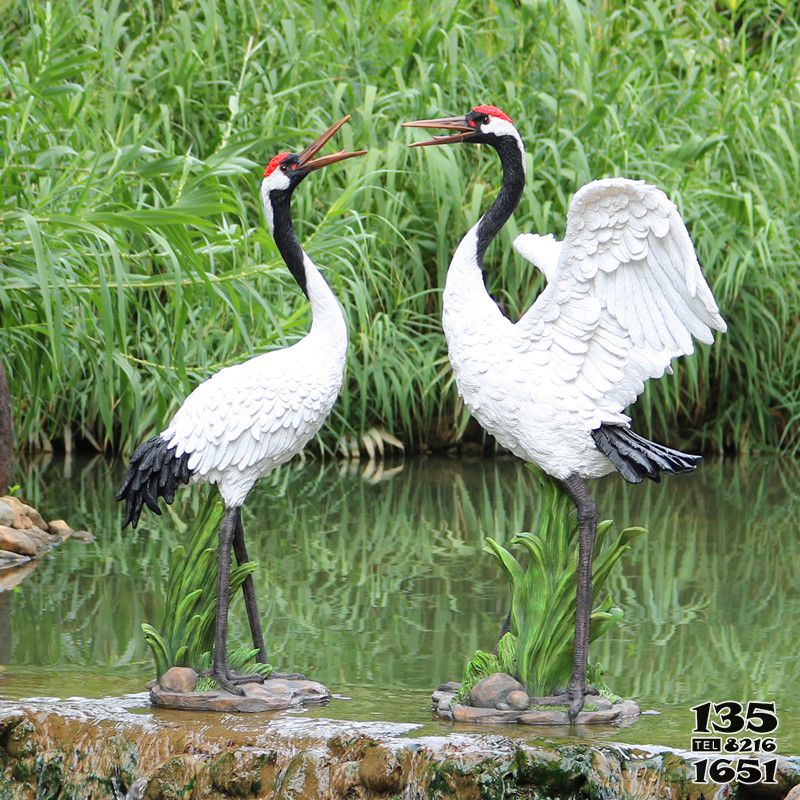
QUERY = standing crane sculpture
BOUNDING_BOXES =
[116,117,365,695]
[403,105,726,720]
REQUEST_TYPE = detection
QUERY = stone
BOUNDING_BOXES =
[1,497,34,530]
[495,702,511,710]
[451,703,522,724]
[68,528,94,543]
[150,677,330,713]
[590,695,613,710]
[143,755,199,800]
[518,709,570,725]
[0,526,37,556]
[574,707,621,724]
[159,667,198,694]
[785,786,800,800]
[209,749,277,796]
[436,681,461,693]
[0,709,24,738]
[0,500,12,528]
[47,520,73,540]
[615,699,641,718]
[19,527,55,554]
[358,745,407,793]
[506,690,530,710]
[22,504,46,531]
[467,672,526,709]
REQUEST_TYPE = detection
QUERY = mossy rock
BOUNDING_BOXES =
[144,755,200,800]
[357,744,408,793]
[209,749,277,797]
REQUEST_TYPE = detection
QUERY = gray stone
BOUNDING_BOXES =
[506,690,530,710]
[159,667,198,693]
[467,672,526,709]
[518,709,570,725]
[590,695,613,710]
[615,699,641,718]
[574,708,621,724]
[495,702,511,710]
[451,703,522,724]
[0,500,12,528]
[436,681,461,693]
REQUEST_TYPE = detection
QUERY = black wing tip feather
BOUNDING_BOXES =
[115,435,193,528]
[592,424,701,486]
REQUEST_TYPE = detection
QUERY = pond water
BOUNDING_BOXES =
[1,455,798,753]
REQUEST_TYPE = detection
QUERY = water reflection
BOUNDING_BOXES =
[1,455,798,750]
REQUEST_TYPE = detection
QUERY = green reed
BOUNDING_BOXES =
[1,0,798,455]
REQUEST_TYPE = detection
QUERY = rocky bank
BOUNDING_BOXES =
[0,495,92,573]
[0,695,798,799]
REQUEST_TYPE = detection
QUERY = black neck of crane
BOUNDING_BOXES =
[269,189,309,299]
[476,136,525,265]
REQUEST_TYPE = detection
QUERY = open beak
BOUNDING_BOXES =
[298,115,367,171]
[401,116,474,148]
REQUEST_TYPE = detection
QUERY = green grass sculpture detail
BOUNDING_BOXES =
[141,492,272,683]
[458,468,645,701]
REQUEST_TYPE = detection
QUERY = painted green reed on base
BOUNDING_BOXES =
[459,468,645,699]
[140,491,270,680]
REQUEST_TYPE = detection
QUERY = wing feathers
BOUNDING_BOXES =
[516,178,726,424]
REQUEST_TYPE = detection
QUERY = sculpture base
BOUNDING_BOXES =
[432,681,640,726]
[151,676,330,713]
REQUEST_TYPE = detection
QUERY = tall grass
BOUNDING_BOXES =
[1,0,798,454]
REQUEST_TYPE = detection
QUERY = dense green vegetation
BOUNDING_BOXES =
[1,0,798,455]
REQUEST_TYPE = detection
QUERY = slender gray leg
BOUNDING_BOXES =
[209,507,243,695]
[233,510,268,664]
[561,474,598,723]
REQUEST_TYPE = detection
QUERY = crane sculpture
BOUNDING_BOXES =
[403,105,726,719]
[116,116,365,695]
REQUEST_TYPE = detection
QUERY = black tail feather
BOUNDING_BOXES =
[115,435,192,528]
[591,425,701,485]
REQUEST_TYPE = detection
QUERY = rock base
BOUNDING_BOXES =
[433,679,640,726]
[151,676,331,713]
[0,495,92,573]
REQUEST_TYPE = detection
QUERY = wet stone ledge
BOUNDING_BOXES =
[0,698,798,799]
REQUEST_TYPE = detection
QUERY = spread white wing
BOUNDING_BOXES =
[515,178,726,427]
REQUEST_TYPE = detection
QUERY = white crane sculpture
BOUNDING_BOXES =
[403,105,726,719]
[116,117,365,694]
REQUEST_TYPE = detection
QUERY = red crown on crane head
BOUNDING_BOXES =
[263,152,290,177]
[472,105,513,124]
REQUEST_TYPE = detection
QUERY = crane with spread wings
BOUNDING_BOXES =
[404,105,726,719]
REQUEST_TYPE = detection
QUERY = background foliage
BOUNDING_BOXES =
[1,0,798,455]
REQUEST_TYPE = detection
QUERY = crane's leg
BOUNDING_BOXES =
[208,506,244,695]
[232,509,268,664]
[561,474,598,723]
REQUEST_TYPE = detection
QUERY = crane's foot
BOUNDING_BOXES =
[200,667,264,695]
[567,684,586,723]
[203,669,246,696]
[227,671,266,686]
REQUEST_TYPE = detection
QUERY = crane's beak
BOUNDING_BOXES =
[298,115,367,171]
[401,116,474,147]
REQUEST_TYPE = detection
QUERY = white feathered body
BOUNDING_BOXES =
[160,259,347,508]
[443,178,726,480]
